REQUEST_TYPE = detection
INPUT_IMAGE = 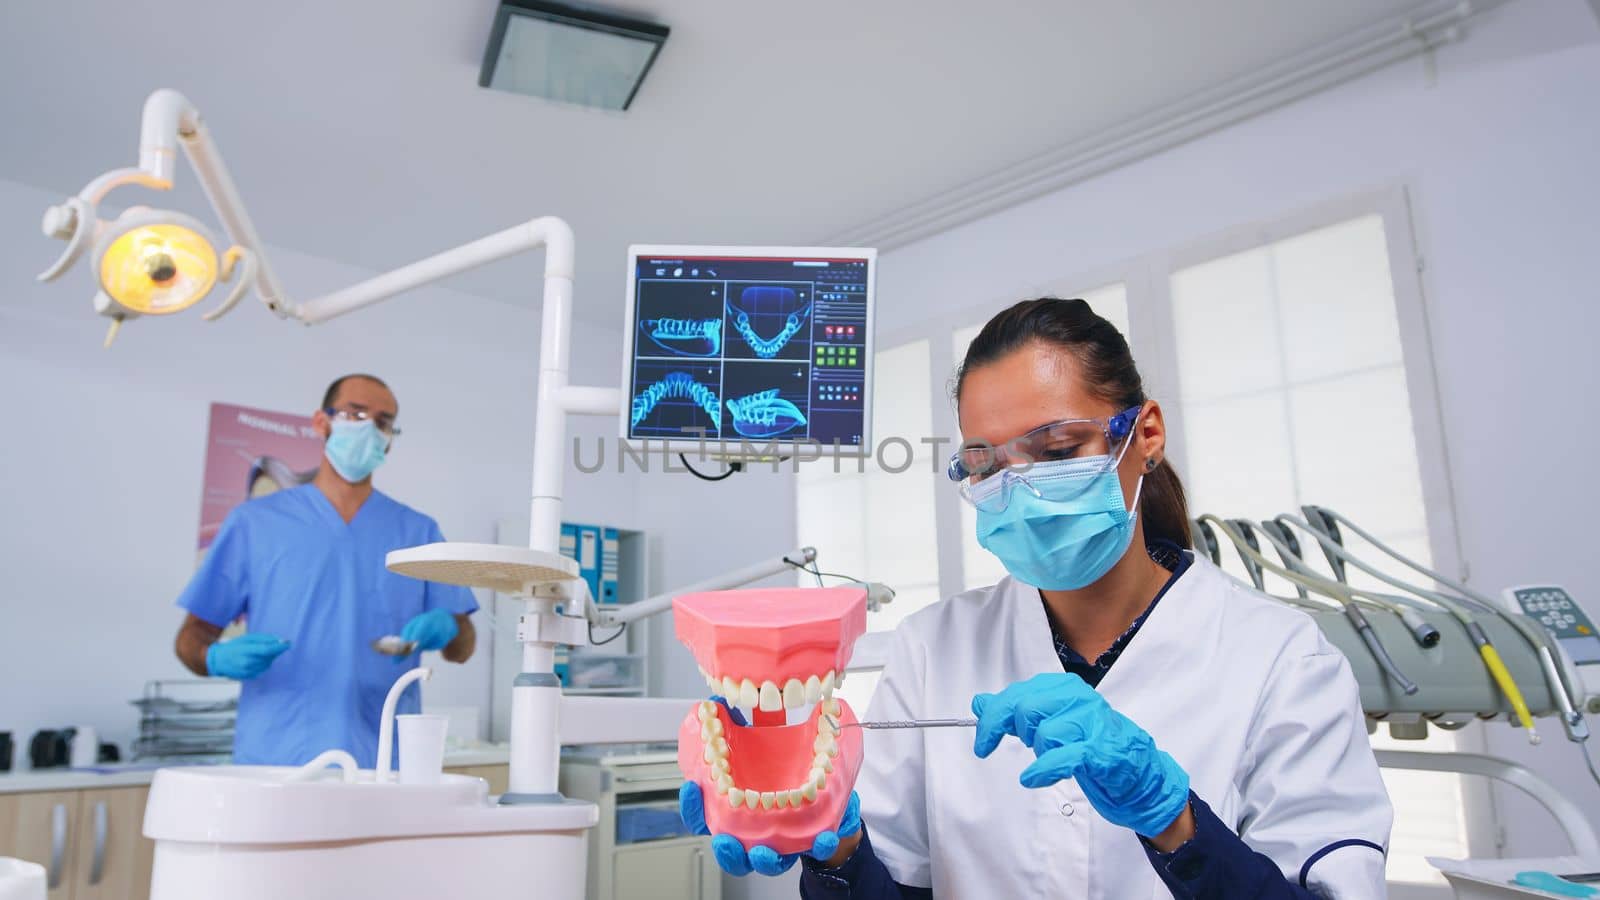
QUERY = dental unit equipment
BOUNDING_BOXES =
[375,666,431,783]
[1300,505,1591,745]
[1200,513,1424,696]
[1195,504,1600,894]
[35,88,880,900]
[1198,512,1564,730]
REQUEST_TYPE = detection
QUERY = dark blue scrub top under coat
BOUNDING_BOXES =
[178,483,477,768]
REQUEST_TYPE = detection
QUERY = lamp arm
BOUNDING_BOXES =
[591,547,818,629]
[177,124,289,317]
[202,247,258,322]
[290,217,574,325]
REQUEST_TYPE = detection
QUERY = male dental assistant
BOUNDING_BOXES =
[173,374,478,767]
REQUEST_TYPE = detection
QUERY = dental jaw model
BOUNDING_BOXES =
[674,587,867,855]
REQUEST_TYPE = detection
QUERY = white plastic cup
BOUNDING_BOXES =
[69,727,98,769]
[396,714,448,785]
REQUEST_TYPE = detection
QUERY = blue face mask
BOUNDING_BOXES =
[975,457,1143,591]
[325,419,388,483]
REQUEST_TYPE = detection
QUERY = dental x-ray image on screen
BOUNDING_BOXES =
[621,246,876,454]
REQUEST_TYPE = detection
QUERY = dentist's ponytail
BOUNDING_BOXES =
[953,297,1193,550]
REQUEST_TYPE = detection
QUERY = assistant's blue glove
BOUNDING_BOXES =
[206,633,290,680]
[972,672,1190,838]
[678,695,861,876]
[679,781,862,876]
[401,609,459,651]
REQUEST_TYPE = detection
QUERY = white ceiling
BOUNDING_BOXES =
[1,0,1440,326]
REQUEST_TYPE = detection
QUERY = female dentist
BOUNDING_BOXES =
[682,297,1393,898]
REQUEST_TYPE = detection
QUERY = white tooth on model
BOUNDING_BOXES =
[804,675,822,703]
[745,791,760,810]
[728,787,745,808]
[783,679,805,709]
[709,718,724,737]
[775,791,791,809]
[722,677,738,699]
[759,681,782,712]
[837,669,847,686]
[760,791,776,810]
[801,782,818,802]
[815,753,834,774]
[716,775,730,795]
[739,679,759,709]
[821,671,836,699]
[788,788,804,806]
[715,757,731,774]
[824,698,841,717]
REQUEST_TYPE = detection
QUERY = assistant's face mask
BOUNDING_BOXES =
[324,419,388,483]
[975,456,1144,591]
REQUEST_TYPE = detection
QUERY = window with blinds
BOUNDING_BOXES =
[1170,214,1464,887]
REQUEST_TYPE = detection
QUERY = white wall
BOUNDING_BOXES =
[874,0,1600,860]
[0,174,796,773]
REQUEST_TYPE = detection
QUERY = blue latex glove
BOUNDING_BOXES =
[678,696,861,876]
[401,609,459,651]
[680,781,862,876]
[206,633,291,680]
[972,672,1190,838]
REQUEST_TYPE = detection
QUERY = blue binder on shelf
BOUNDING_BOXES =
[559,522,620,606]
[555,521,628,686]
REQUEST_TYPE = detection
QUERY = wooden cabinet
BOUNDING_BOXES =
[443,763,510,796]
[72,788,154,900]
[0,790,77,900]
[0,787,153,900]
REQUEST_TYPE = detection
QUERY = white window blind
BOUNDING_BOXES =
[1170,214,1463,886]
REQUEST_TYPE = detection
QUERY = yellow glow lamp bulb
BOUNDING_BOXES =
[97,218,219,315]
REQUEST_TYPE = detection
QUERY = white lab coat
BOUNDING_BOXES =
[857,555,1393,898]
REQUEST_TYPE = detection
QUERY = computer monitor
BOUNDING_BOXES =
[621,245,876,455]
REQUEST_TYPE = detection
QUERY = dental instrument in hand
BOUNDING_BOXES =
[371,636,418,656]
[823,714,977,730]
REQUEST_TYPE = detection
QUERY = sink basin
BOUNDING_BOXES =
[144,765,597,900]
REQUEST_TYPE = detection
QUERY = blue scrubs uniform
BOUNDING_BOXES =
[178,484,477,767]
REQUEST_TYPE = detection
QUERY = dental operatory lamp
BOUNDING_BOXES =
[36,91,269,347]
[43,200,258,348]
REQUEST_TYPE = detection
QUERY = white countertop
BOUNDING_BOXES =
[0,745,513,794]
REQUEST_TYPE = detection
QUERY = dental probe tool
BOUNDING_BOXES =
[824,715,977,730]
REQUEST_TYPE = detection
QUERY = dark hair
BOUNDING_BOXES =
[953,297,1191,549]
[321,374,392,411]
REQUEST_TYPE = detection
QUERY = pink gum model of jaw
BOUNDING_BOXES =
[674,587,867,854]
[678,701,864,854]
